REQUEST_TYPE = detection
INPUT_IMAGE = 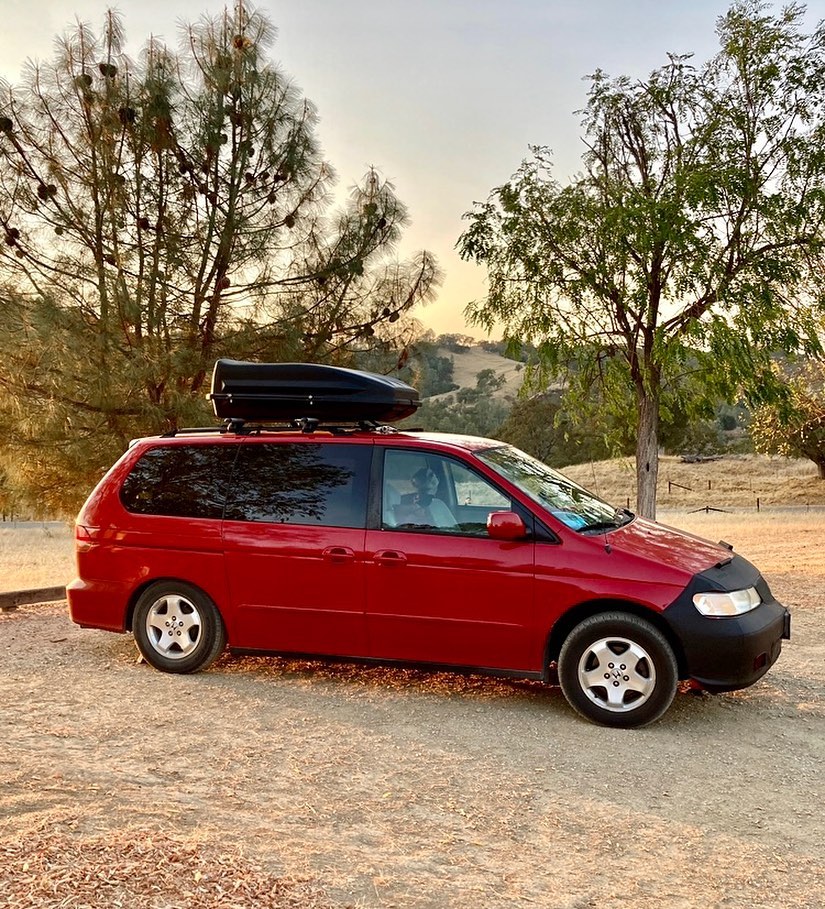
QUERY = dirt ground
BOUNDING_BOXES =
[2,528,824,908]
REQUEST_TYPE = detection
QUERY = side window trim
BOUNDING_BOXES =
[219,443,243,521]
[367,442,384,530]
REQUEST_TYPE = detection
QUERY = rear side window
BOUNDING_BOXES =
[120,445,237,518]
[225,443,371,528]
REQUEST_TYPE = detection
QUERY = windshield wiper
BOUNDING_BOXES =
[580,508,635,534]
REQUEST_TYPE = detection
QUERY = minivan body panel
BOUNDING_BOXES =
[69,515,228,634]
[223,522,369,656]
[533,533,689,619]
[602,517,735,575]
[364,528,535,671]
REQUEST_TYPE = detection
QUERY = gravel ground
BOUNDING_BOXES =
[1,571,823,909]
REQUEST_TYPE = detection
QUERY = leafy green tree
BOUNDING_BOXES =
[459,1,825,518]
[400,333,458,397]
[353,329,457,397]
[498,380,747,470]
[496,393,618,467]
[750,360,825,478]
[437,333,476,353]
[478,338,535,362]
[0,5,438,513]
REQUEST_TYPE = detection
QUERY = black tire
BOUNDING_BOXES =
[133,581,226,674]
[558,611,678,728]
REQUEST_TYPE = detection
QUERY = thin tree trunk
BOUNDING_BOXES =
[817,459,825,480]
[635,391,660,520]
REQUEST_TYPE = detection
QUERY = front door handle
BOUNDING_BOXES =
[373,549,407,567]
[323,546,355,563]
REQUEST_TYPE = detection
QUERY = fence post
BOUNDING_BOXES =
[756,497,760,512]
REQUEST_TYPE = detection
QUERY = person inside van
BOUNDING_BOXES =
[392,467,457,529]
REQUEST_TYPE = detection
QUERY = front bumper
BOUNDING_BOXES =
[664,555,790,692]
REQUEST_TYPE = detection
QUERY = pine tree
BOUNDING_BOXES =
[0,5,438,512]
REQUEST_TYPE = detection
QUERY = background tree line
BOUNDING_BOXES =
[383,334,757,467]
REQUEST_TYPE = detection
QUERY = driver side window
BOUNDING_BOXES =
[381,450,512,535]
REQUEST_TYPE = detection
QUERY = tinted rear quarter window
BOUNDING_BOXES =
[225,442,371,528]
[120,444,237,518]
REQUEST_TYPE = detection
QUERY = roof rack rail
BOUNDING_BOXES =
[160,417,399,438]
[160,419,245,438]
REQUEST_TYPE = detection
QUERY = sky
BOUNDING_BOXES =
[0,0,806,337]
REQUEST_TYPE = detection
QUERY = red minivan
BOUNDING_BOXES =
[68,362,790,727]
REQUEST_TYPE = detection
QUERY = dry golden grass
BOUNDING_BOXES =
[2,512,820,595]
[0,524,74,591]
[660,512,825,578]
[428,346,525,401]
[562,453,825,509]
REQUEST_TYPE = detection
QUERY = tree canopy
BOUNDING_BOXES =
[750,358,825,477]
[0,4,438,513]
[459,1,825,518]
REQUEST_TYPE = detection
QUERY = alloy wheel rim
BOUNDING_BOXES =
[576,636,656,712]
[145,594,202,659]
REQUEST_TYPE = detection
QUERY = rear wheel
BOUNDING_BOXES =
[133,581,226,674]
[558,612,678,728]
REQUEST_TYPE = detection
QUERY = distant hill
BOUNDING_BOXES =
[426,346,525,401]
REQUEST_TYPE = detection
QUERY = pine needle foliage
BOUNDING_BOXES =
[0,4,439,513]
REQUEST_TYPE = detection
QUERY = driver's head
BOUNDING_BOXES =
[411,467,439,497]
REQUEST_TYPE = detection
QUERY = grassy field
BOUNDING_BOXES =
[562,453,825,509]
[660,511,825,579]
[0,524,75,591]
[1,512,823,594]
[1,453,822,592]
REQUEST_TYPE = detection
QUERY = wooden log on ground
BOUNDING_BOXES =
[0,586,67,612]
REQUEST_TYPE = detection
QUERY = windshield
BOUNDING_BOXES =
[476,445,633,533]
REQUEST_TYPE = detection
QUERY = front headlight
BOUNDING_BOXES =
[692,587,761,617]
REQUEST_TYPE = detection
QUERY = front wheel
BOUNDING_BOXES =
[558,612,678,728]
[133,581,226,674]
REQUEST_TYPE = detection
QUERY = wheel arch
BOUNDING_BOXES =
[125,577,226,635]
[544,598,687,681]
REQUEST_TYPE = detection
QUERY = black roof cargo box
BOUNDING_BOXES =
[209,359,420,423]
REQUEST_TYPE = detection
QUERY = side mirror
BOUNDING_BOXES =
[487,511,528,541]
